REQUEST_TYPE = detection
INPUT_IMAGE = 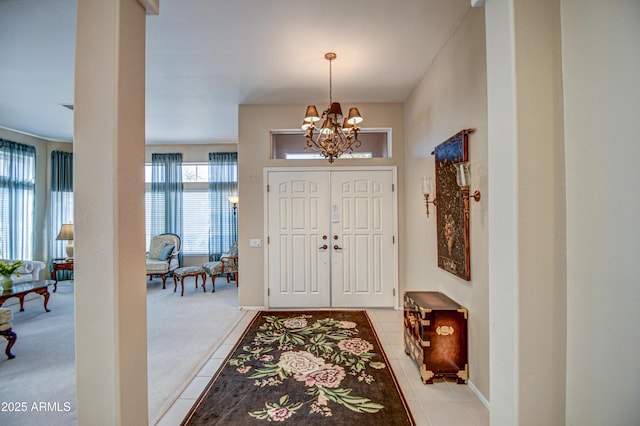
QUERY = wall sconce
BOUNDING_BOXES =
[453,162,481,215]
[421,177,437,217]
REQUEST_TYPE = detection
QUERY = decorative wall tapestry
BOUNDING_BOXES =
[433,129,473,281]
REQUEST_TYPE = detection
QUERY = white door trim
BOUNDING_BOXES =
[263,166,398,309]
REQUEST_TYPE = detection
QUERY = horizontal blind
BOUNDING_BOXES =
[182,189,210,255]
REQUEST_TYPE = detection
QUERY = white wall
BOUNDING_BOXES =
[562,0,640,424]
[144,143,237,163]
[404,7,489,401]
[237,103,405,308]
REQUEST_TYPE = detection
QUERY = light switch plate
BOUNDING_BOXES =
[249,239,262,248]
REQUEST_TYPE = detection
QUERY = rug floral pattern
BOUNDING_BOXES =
[184,311,414,425]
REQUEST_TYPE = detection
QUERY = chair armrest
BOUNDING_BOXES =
[220,256,238,269]
[16,260,46,280]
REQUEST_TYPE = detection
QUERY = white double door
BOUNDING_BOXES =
[266,169,396,308]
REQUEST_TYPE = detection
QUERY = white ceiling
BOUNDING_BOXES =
[0,0,471,144]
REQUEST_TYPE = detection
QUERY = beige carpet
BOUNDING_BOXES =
[0,277,243,425]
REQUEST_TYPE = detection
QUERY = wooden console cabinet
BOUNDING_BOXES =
[403,291,468,384]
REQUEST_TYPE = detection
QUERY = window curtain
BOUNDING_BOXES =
[0,139,36,260]
[208,152,238,261]
[50,150,74,279]
[151,153,183,249]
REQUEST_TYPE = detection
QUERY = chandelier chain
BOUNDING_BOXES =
[328,56,333,105]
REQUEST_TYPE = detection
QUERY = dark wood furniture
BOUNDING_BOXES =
[0,280,55,312]
[52,259,74,292]
[403,291,468,384]
[0,327,17,359]
[173,266,207,297]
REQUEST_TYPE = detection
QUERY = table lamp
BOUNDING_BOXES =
[56,223,74,259]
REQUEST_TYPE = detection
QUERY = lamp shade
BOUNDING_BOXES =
[227,195,239,205]
[346,107,363,125]
[56,224,74,241]
[327,102,343,120]
[421,177,432,196]
[304,105,320,123]
[319,118,333,135]
[454,162,471,188]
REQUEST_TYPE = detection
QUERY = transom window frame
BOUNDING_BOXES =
[270,128,392,160]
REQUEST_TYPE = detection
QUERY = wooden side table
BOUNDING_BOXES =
[52,259,74,292]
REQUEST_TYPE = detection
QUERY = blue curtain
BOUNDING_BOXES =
[151,153,183,244]
[0,139,36,260]
[208,152,238,261]
[50,150,74,279]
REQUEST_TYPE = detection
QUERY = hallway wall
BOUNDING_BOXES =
[562,0,640,423]
[403,7,489,401]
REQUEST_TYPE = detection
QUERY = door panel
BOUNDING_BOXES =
[331,171,394,307]
[268,172,330,307]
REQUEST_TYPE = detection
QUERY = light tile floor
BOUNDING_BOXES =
[157,309,489,426]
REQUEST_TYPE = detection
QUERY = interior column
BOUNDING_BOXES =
[485,0,566,424]
[74,0,151,424]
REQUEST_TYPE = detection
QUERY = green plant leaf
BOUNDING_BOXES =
[319,387,384,413]
[247,366,281,379]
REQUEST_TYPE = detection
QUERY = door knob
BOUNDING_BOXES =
[333,245,342,250]
[319,244,328,250]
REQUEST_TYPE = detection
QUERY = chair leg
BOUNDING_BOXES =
[1,329,17,360]
[161,274,167,289]
[210,275,216,293]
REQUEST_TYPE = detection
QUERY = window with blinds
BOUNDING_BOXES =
[145,162,233,255]
[0,141,36,259]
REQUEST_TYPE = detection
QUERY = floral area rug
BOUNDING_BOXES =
[183,310,414,425]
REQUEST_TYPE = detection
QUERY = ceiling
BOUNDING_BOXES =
[0,0,471,144]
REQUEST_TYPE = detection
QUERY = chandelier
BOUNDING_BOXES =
[302,52,363,163]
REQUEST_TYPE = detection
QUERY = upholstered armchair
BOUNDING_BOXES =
[146,233,181,288]
[202,241,238,291]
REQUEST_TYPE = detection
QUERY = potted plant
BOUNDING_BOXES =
[0,260,24,291]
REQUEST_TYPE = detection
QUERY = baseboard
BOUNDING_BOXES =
[468,380,490,410]
[239,305,266,311]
